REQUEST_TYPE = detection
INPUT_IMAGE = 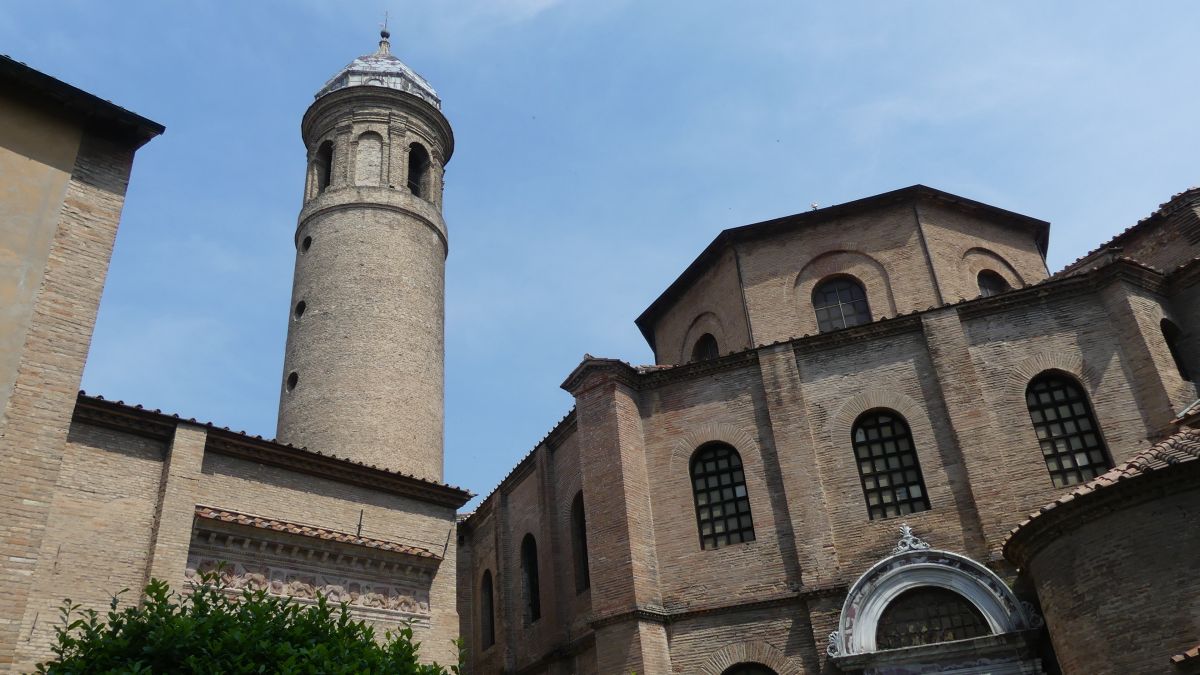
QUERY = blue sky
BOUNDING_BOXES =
[3,2,1197,509]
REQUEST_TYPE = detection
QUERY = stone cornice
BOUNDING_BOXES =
[587,582,848,630]
[957,257,1167,320]
[192,509,441,572]
[792,314,924,356]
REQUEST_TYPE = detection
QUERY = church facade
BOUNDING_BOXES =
[1,35,1199,675]
[456,184,1200,674]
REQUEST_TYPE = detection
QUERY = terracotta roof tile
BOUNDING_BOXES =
[1005,428,1200,544]
[195,505,440,560]
[1059,186,1200,274]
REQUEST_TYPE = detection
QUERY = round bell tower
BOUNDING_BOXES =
[276,30,453,482]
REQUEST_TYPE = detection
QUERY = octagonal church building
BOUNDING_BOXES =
[456,181,1200,673]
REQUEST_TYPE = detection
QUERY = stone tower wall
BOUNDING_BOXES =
[277,87,452,482]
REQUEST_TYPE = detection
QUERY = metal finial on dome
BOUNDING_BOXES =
[378,12,391,53]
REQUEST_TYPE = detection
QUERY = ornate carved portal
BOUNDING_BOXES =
[828,524,1045,675]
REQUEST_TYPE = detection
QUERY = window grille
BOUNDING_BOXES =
[813,277,871,333]
[690,443,756,550]
[1025,373,1111,487]
[977,270,1010,297]
[876,587,990,649]
[852,411,931,520]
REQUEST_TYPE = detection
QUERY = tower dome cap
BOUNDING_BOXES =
[315,30,440,109]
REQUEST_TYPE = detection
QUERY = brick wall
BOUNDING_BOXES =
[1023,481,1200,675]
[0,136,133,670]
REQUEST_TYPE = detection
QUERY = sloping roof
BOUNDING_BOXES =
[633,185,1050,350]
[195,505,440,560]
[1059,186,1200,274]
[1004,428,1200,559]
[0,54,164,148]
[74,392,472,508]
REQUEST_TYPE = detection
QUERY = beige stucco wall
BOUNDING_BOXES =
[0,96,83,426]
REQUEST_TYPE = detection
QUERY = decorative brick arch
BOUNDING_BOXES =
[962,247,1025,297]
[670,421,760,476]
[1008,351,1097,393]
[829,389,931,448]
[700,639,801,675]
[794,250,897,336]
[680,311,728,364]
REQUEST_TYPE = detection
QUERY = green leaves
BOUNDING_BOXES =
[38,567,457,674]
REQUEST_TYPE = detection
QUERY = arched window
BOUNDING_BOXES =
[354,131,383,186]
[480,570,495,649]
[875,587,991,650]
[1162,319,1192,381]
[314,141,334,193]
[1025,372,1111,487]
[520,534,541,623]
[690,333,719,362]
[977,270,1010,297]
[408,142,431,198]
[571,492,590,593]
[813,276,871,333]
[852,410,930,520]
[690,443,755,550]
[722,665,778,675]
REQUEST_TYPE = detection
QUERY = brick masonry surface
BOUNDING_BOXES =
[459,190,1199,674]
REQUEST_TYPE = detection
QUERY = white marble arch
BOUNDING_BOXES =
[828,527,1040,658]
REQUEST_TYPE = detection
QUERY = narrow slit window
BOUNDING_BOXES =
[480,570,495,649]
[520,534,541,623]
[571,492,590,593]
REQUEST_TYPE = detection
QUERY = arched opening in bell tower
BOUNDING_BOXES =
[314,141,334,193]
[408,142,431,198]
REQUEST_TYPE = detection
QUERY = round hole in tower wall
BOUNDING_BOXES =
[286,372,299,392]
[294,301,306,319]
[300,236,312,252]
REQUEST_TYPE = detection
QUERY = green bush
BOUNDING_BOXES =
[38,569,460,674]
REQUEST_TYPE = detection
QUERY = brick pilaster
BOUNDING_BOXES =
[144,424,206,587]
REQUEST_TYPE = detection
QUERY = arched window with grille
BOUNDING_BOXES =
[852,410,930,520]
[691,333,719,362]
[977,270,1010,297]
[519,534,541,623]
[1162,318,1192,381]
[690,443,755,550]
[480,570,495,649]
[813,276,871,333]
[1025,372,1112,487]
[570,492,590,593]
[875,587,991,650]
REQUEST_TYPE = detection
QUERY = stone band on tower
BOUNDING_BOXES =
[277,32,453,482]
